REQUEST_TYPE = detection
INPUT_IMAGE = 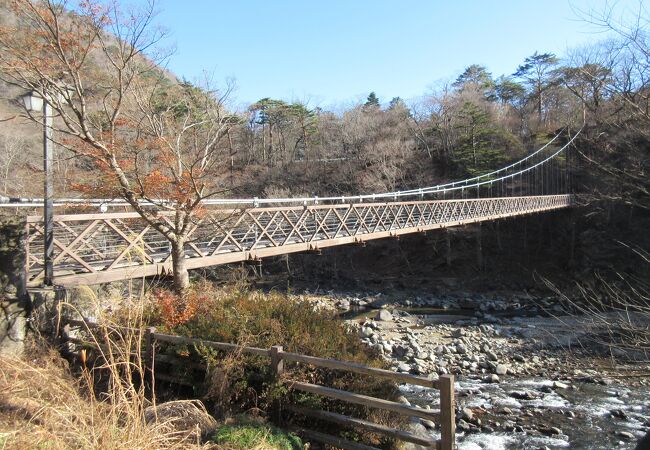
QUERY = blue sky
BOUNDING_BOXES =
[153,0,637,109]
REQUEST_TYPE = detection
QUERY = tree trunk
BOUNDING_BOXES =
[476,224,483,271]
[171,239,189,294]
[445,229,452,267]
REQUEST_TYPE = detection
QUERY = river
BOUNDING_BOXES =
[305,290,650,449]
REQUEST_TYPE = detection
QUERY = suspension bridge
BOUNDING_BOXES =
[5,128,581,287]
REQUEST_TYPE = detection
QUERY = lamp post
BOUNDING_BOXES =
[22,91,54,285]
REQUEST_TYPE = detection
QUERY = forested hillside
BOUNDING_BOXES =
[0,0,647,285]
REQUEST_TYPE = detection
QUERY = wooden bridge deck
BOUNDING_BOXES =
[24,194,572,287]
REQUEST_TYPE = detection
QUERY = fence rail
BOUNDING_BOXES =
[63,320,456,450]
[26,194,571,287]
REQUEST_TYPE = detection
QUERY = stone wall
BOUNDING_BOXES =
[0,217,27,355]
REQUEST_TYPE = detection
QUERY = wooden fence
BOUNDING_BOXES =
[64,321,456,450]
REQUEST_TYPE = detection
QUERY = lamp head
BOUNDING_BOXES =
[21,91,44,112]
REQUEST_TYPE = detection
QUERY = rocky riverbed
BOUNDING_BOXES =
[300,290,650,449]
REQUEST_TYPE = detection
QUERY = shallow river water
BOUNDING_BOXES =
[401,377,649,449]
[337,300,649,450]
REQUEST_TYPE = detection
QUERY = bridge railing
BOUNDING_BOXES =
[25,194,572,287]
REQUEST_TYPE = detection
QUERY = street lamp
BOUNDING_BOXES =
[21,90,54,286]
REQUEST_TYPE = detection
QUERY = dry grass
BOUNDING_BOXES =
[0,346,210,449]
[0,285,215,450]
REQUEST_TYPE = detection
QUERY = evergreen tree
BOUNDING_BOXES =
[387,97,411,117]
[453,102,511,176]
[453,64,496,100]
[494,75,526,107]
[514,52,560,122]
[364,91,380,109]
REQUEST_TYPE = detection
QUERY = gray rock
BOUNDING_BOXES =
[461,407,474,421]
[396,395,411,405]
[509,390,538,400]
[376,309,393,321]
[421,419,436,430]
[360,327,374,338]
[484,374,500,383]
[397,362,412,373]
[552,381,569,389]
[392,345,408,358]
[610,409,628,419]
[457,419,472,431]
[616,431,634,440]
[495,364,508,375]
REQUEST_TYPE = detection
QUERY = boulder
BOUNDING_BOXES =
[461,407,474,421]
[376,309,393,321]
[509,390,538,400]
[397,362,412,373]
[144,400,217,441]
[360,326,374,338]
[616,431,634,440]
[484,374,500,383]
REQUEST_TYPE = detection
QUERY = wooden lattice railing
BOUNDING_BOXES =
[25,194,572,286]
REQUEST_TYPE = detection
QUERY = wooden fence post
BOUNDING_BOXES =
[270,345,285,424]
[439,374,456,450]
[270,345,284,377]
[144,326,156,375]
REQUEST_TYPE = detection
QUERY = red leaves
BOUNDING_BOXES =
[154,289,204,328]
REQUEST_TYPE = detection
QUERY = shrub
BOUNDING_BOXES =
[148,282,407,448]
[213,417,303,450]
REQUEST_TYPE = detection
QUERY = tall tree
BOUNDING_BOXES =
[560,63,612,117]
[494,75,526,107]
[364,91,380,109]
[0,0,237,293]
[453,64,496,100]
[453,101,511,176]
[514,52,560,124]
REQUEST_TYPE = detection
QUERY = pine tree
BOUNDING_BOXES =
[453,64,496,100]
[495,76,526,107]
[364,92,380,109]
[453,102,511,176]
[514,52,559,123]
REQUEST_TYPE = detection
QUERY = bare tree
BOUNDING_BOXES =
[0,0,237,293]
[0,132,27,195]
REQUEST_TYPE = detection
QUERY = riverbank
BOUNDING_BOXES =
[299,290,650,449]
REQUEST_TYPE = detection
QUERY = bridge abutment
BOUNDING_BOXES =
[0,217,28,356]
[0,217,109,355]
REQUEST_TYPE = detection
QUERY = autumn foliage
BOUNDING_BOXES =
[0,0,238,292]
[153,288,203,328]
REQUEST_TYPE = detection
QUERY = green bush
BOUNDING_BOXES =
[148,282,407,448]
[213,420,303,450]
